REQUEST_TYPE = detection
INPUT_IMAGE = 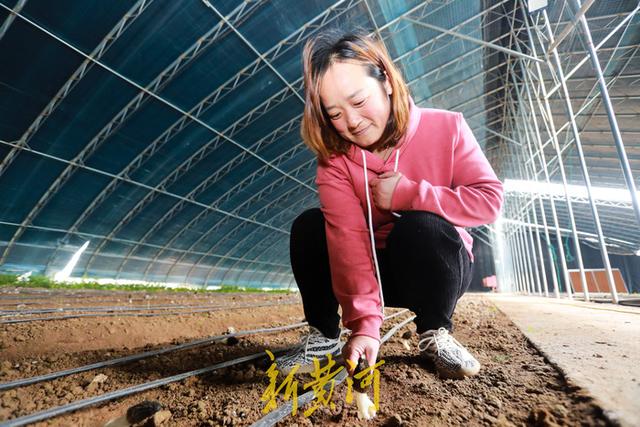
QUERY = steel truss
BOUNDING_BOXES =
[493,0,639,301]
[84,0,514,282]
[1,0,638,294]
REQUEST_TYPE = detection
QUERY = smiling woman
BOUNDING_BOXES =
[278,29,504,385]
[300,31,410,160]
[319,61,392,154]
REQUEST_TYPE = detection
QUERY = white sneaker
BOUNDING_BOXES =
[277,326,343,374]
[418,327,480,379]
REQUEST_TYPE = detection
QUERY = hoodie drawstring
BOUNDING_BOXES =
[361,149,385,315]
[361,148,402,316]
[391,150,402,218]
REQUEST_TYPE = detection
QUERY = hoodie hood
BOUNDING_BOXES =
[346,96,422,172]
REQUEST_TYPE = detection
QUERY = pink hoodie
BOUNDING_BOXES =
[315,98,503,341]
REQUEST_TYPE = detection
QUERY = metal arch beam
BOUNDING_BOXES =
[535,43,640,59]
[402,17,542,63]
[533,205,640,250]
[197,172,317,271]
[508,190,637,212]
[503,217,637,251]
[392,0,512,67]
[362,0,383,41]
[136,152,314,282]
[119,0,504,280]
[523,39,640,167]
[51,0,365,276]
[54,0,363,275]
[9,0,268,270]
[546,0,596,54]
[218,189,318,266]
[136,30,516,282]
[545,3,640,99]
[0,240,288,279]
[0,0,153,178]
[206,189,317,286]
[0,2,321,266]
[137,136,312,281]
[404,35,522,106]
[500,13,568,299]
[161,160,316,283]
[201,0,304,104]
[192,181,315,285]
[123,142,311,279]
[0,0,27,41]
[182,168,318,278]
[559,1,640,229]
[497,6,521,160]
[208,192,314,267]
[482,126,522,146]
[107,89,304,277]
[84,91,306,278]
[252,208,316,267]
[0,137,290,259]
[42,81,301,274]
[0,219,287,269]
[402,8,636,87]
[80,153,297,278]
[226,245,288,289]
[519,7,605,299]
[247,267,276,289]
[529,43,640,179]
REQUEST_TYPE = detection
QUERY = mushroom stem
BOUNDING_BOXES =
[355,391,377,420]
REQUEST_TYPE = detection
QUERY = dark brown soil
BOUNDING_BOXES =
[0,288,613,426]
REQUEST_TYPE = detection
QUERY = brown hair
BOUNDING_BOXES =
[300,29,411,162]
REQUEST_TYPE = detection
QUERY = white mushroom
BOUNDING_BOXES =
[355,390,377,420]
[351,357,377,420]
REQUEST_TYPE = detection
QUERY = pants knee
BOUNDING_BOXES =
[390,211,461,252]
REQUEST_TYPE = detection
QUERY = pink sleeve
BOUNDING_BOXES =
[390,113,503,226]
[316,159,383,341]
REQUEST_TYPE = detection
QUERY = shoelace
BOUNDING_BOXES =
[303,328,338,359]
[418,327,459,354]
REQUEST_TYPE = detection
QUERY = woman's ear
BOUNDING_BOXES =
[383,72,392,96]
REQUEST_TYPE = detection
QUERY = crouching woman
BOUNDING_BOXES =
[279,30,503,379]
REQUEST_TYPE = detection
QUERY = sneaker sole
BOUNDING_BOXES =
[280,353,345,375]
[437,363,481,379]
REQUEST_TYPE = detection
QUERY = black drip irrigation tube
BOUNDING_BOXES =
[0,301,300,324]
[0,309,411,427]
[250,311,416,427]
[0,321,309,392]
[0,352,280,427]
[0,299,300,316]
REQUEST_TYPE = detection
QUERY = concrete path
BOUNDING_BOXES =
[486,294,639,427]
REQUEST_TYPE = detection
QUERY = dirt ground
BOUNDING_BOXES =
[0,288,614,426]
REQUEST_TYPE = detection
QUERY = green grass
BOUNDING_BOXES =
[0,274,292,294]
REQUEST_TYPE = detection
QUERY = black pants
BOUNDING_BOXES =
[290,208,473,339]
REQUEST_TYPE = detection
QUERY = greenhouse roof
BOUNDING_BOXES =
[0,0,638,286]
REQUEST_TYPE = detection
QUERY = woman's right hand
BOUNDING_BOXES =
[342,335,380,374]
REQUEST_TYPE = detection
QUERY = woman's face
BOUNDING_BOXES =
[319,61,392,150]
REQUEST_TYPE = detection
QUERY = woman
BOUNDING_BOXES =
[278,30,503,379]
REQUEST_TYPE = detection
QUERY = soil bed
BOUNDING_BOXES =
[0,288,613,426]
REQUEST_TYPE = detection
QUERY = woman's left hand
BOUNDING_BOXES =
[370,171,402,210]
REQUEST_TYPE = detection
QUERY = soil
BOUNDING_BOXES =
[0,288,614,426]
